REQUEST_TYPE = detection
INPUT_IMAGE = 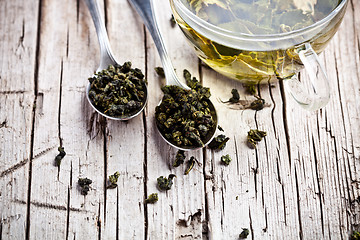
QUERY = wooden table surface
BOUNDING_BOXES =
[1,0,359,239]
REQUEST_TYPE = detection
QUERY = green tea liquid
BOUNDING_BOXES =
[174,0,342,83]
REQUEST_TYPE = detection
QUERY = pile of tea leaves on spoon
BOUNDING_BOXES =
[155,70,216,148]
[88,62,147,118]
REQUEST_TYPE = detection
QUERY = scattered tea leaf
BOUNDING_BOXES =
[249,97,265,111]
[221,154,232,165]
[155,67,165,78]
[88,63,147,118]
[107,171,120,189]
[55,146,66,167]
[145,193,159,204]
[0,120,7,128]
[184,156,196,175]
[217,125,224,132]
[208,134,229,150]
[170,15,176,27]
[173,150,186,167]
[78,178,92,195]
[239,228,249,239]
[229,88,240,103]
[247,129,267,149]
[157,174,176,191]
[219,97,271,110]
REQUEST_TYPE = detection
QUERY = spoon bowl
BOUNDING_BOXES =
[129,0,218,150]
[156,98,217,151]
[85,0,148,121]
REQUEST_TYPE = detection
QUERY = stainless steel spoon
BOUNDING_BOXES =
[85,0,147,121]
[128,0,217,150]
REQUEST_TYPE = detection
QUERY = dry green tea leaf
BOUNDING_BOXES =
[208,134,229,150]
[247,129,267,149]
[173,150,186,167]
[145,193,159,204]
[221,154,232,165]
[55,146,66,167]
[239,228,249,239]
[78,178,92,195]
[88,63,147,118]
[107,171,120,189]
[155,70,216,148]
[184,156,196,175]
[157,174,176,191]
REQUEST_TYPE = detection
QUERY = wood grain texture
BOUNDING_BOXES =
[0,0,359,239]
[0,0,39,239]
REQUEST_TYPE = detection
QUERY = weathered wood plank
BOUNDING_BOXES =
[0,0,39,239]
[0,0,359,239]
[202,70,301,239]
[202,1,360,240]
[101,0,147,239]
[29,0,104,238]
[143,0,205,238]
[283,1,360,239]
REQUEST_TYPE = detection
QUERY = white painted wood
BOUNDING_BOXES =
[0,0,39,239]
[144,0,205,239]
[101,0,147,239]
[29,0,104,239]
[0,0,359,239]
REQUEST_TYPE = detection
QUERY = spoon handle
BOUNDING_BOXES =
[85,0,117,71]
[128,0,190,89]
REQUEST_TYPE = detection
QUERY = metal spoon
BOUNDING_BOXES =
[85,0,147,121]
[128,0,217,150]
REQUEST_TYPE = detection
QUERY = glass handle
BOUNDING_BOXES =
[283,43,330,111]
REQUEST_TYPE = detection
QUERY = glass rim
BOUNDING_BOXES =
[172,0,348,42]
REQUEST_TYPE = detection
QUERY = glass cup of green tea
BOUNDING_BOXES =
[169,0,349,110]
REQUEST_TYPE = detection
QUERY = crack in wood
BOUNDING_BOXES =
[220,171,225,226]
[58,59,64,147]
[263,207,268,233]
[142,26,149,240]
[87,112,106,140]
[14,199,86,213]
[249,208,254,240]
[15,19,25,56]
[102,120,108,224]
[312,136,325,236]
[0,159,28,178]
[281,183,287,226]
[278,80,292,167]
[26,0,42,238]
[66,26,70,58]
[116,187,119,240]
[268,82,278,139]
[97,202,101,240]
[33,145,57,161]
[65,186,71,239]
[233,136,240,176]
[76,0,80,24]
[294,167,303,240]
[202,148,210,239]
[0,90,28,95]
[57,60,64,179]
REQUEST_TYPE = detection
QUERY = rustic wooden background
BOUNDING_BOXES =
[0,0,359,239]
